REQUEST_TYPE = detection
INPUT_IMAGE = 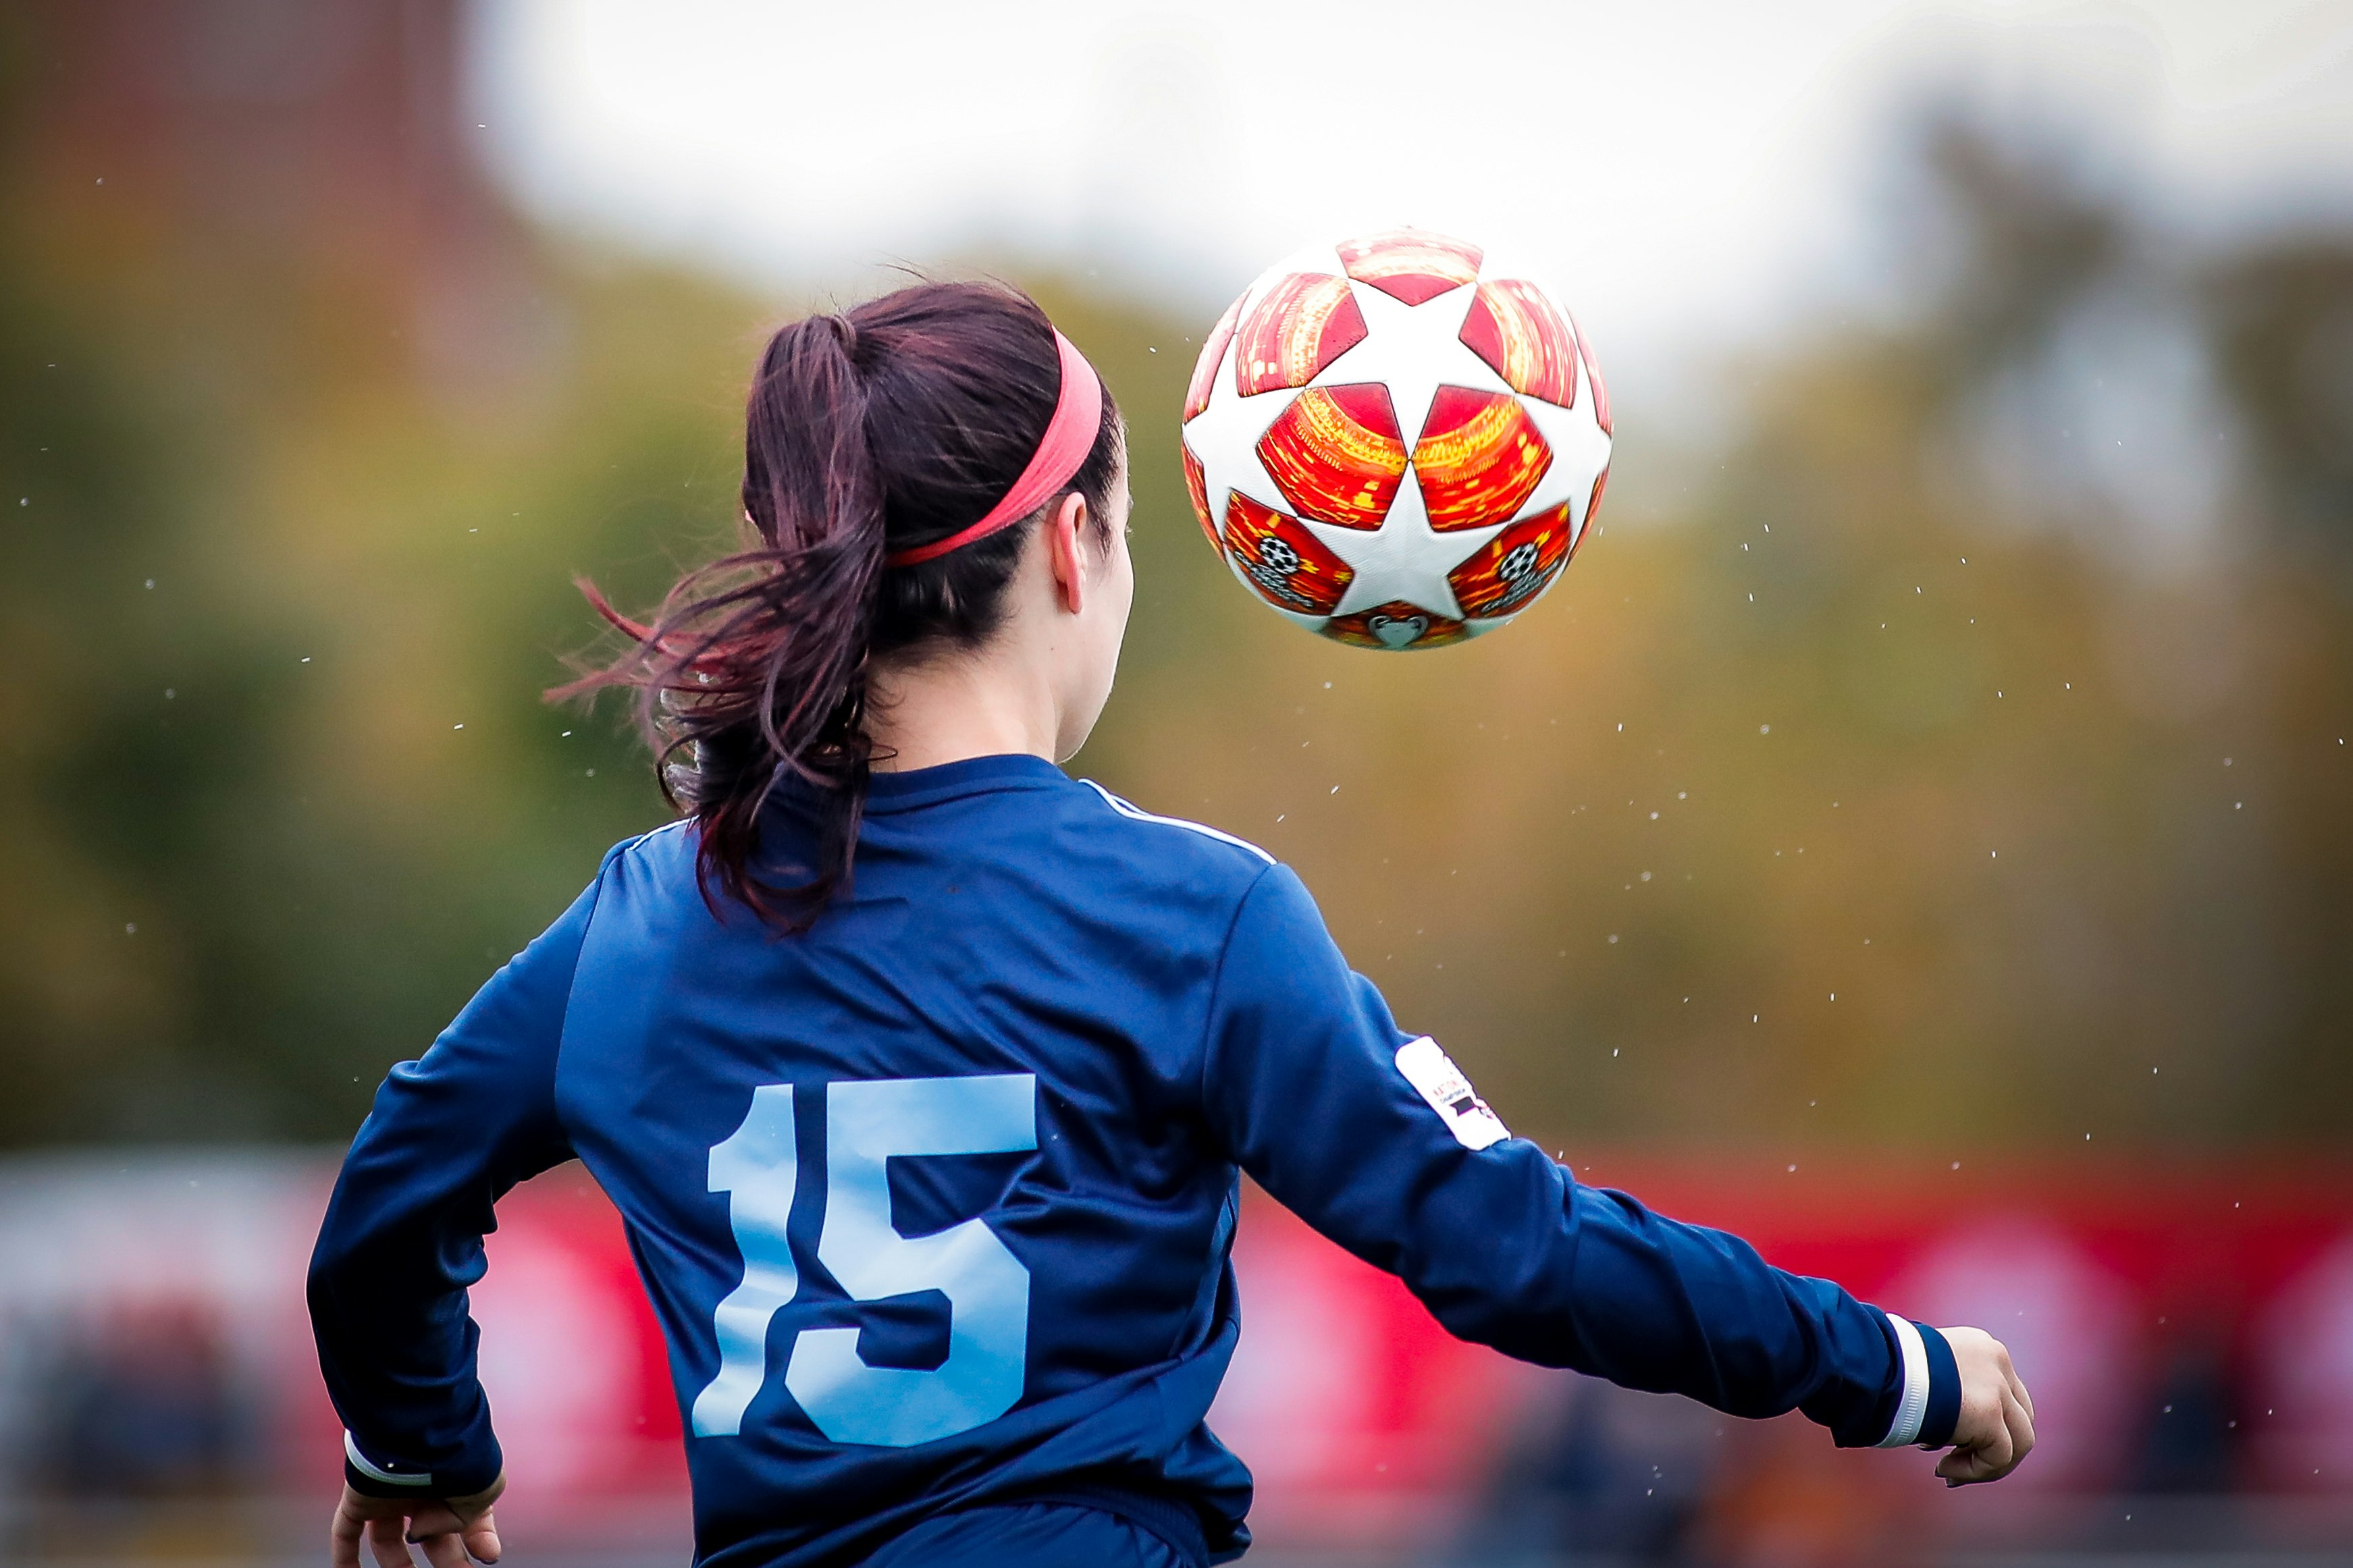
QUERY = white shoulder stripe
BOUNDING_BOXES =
[632,818,693,849]
[1080,780,1274,864]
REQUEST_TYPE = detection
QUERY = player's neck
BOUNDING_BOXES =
[864,641,1061,773]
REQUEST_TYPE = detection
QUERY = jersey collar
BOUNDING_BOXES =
[861,753,1069,813]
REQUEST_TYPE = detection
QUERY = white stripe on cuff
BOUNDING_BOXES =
[1876,1314,1931,1448]
[345,1430,433,1488]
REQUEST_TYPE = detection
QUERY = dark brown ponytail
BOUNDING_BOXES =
[555,281,1124,929]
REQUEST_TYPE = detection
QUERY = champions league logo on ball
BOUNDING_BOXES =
[1182,228,1613,651]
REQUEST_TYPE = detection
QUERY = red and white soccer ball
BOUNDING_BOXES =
[1181,228,1612,651]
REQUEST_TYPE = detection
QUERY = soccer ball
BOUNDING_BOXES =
[1181,228,1611,651]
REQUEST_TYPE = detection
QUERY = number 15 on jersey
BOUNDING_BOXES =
[688,1074,1037,1449]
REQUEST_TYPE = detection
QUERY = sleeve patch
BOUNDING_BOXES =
[1394,1037,1510,1151]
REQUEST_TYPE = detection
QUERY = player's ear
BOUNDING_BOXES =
[1044,491,1092,615]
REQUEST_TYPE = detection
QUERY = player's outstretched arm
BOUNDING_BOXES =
[1936,1326,2036,1485]
[1200,865,2032,1480]
[330,1476,504,1568]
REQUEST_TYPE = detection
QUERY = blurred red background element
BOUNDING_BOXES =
[11,1152,2347,1561]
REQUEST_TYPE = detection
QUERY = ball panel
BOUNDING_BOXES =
[1412,386,1552,532]
[1319,599,1470,651]
[1581,460,1610,535]
[1447,501,1575,618]
[1221,493,1355,616]
[1182,445,1219,549]
[1234,273,1367,396]
[1458,279,1578,406]
[1336,228,1484,306]
[1257,383,1406,531]
[1184,295,1244,421]
[1239,243,1355,312]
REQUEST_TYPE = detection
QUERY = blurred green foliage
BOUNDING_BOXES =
[1,9,2348,1151]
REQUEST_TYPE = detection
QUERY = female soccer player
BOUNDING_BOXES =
[309,282,2033,1568]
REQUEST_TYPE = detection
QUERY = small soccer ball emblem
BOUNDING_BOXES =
[1181,228,1612,651]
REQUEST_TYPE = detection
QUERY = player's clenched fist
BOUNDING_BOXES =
[1935,1328,2036,1486]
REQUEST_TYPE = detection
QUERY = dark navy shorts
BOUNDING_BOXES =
[862,1501,1194,1568]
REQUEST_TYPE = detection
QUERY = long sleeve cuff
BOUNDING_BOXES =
[342,1430,502,1501]
[1875,1316,1962,1449]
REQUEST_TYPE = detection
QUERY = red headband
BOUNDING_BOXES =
[884,329,1103,569]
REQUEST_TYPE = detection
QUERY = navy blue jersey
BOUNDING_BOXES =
[309,755,1959,1567]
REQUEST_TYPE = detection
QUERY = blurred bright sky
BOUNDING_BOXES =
[470,0,2353,389]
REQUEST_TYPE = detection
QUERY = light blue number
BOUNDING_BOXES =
[690,1083,799,1437]
[689,1075,1037,1448]
[786,1075,1036,1447]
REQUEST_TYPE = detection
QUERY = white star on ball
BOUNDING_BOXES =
[1178,344,1297,531]
[1309,280,1512,456]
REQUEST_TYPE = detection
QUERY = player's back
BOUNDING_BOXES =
[555,754,1273,1565]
